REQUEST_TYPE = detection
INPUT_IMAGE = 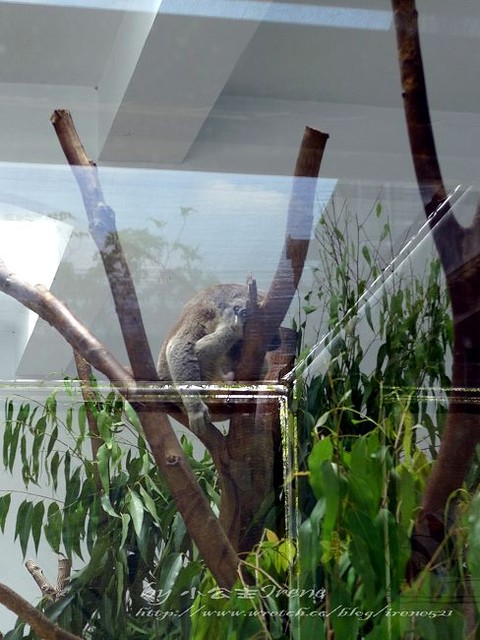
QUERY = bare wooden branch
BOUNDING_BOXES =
[25,560,56,601]
[0,582,81,640]
[391,0,464,273]
[237,126,329,381]
[51,109,157,381]
[135,408,240,586]
[54,557,72,595]
[25,557,71,602]
[0,260,134,388]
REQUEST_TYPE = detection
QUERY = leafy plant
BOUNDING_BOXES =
[287,200,480,639]
[1,383,212,639]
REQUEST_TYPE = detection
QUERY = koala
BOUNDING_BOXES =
[194,304,248,382]
[157,283,279,432]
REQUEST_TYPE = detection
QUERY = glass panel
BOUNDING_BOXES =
[0,1,479,638]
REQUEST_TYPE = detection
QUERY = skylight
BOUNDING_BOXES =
[2,1,392,31]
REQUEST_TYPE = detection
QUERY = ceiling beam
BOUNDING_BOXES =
[100,1,272,166]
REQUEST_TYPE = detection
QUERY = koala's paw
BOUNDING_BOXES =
[188,403,211,433]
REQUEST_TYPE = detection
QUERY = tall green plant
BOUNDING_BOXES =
[289,201,478,639]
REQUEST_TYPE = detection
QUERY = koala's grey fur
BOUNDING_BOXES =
[157,284,254,431]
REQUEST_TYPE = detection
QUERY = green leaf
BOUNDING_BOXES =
[100,494,119,519]
[45,502,62,554]
[97,409,112,443]
[272,539,296,573]
[124,401,143,433]
[8,421,21,473]
[380,221,390,241]
[3,400,14,468]
[15,500,33,558]
[50,451,60,491]
[0,493,11,532]
[97,444,111,492]
[120,513,131,549]
[65,466,82,507]
[115,550,126,614]
[362,245,372,266]
[159,553,184,594]
[17,403,31,425]
[365,302,374,332]
[127,489,144,538]
[46,424,59,458]
[314,411,330,429]
[45,394,57,418]
[77,403,86,440]
[319,460,340,543]
[31,415,47,480]
[75,537,110,587]
[32,502,45,553]
[308,438,333,499]
[138,484,159,522]
[65,406,73,433]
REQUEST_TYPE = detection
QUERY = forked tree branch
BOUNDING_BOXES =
[0,256,239,586]
[220,127,328,552]
[25,557,71,602]
[392,0,480,588]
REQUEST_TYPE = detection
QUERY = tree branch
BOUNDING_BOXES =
[25,557,71,602]
[391,0,465,274]
[0,261,133,388]
[392,0,480,582]
[218,128,328,552]
[51,109,157,381]
[236,126,329,380]
[0,582,80,640]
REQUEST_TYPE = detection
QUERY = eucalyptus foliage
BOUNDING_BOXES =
[0,384,211,639]
[290,201,480,639]
[0,382,294,640]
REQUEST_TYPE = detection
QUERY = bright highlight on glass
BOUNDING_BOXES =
[2,0,392,31]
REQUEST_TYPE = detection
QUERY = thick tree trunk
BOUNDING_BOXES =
[392,0,480,579]
[218,128,329,552]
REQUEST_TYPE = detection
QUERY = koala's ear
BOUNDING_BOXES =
[266,331,281,351]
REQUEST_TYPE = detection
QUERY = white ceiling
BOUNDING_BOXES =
[0,0,477,174]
